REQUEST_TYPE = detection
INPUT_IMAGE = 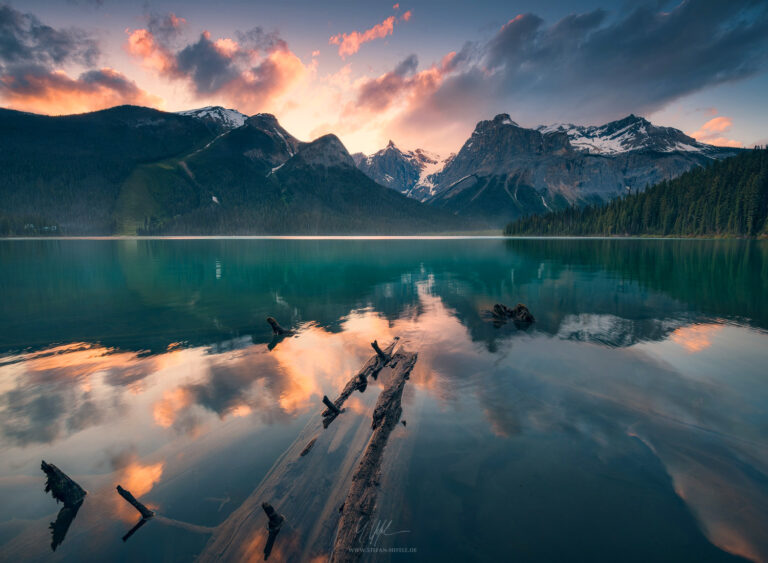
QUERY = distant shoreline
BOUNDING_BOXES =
[1,234,762,241]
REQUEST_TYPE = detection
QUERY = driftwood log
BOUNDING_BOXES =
[116,485,155,519]
[299,438,317,457]
[330,350,418,563]
[491,303,535,324]
[321,338,398,428]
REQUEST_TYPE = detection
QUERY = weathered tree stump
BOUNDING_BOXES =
[41,461,86,507]
[491,303,535,324]
[321,338,399,428]
[40,461,86,551]
[266,317,294,336]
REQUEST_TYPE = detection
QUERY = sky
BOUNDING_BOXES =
[1,0,767,155]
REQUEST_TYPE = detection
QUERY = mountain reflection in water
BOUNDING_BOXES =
[0,238,766,562]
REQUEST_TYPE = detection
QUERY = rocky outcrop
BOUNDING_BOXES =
[290,134,356,169]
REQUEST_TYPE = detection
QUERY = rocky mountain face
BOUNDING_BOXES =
[425,114,740,226]
[352,141,447,200]
[352,113,740,227]
[176,106,248,134]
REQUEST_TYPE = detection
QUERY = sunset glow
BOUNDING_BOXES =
[0,2,765,153]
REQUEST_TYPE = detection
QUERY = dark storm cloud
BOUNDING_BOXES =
[176,33,240,94]
[395,0,768,131]
[0,4,99,68]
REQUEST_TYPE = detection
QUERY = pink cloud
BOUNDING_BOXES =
[125,28,177,74]
[329,9,412,58]
[690,116,743,148]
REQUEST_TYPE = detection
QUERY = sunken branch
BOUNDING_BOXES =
[321,338,399,428]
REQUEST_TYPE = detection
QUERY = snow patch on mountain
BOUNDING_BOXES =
[177,106,248,130]
[537,115,708,155]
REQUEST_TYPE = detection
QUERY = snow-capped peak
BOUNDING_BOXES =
[177,106,248,130]
[536,115,707,155]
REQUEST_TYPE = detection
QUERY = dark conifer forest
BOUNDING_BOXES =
[505,149,768,237]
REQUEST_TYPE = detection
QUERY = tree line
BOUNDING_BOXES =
[505,148,768,237]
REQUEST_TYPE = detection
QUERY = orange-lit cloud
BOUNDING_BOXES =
[689,116,743,148]
[669,323,724,353]
[0,67,162,115]
[126,28,177,74]
[120,459,164,498]
[329,10,412,58]
[153,387,194,428]
[125,24,310,115]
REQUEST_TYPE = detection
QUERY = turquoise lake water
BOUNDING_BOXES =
[0,238,766,562]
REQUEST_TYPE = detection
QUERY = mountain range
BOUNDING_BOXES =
[353,113,740,226]
[0,104,743,235]
[0,106,460,235]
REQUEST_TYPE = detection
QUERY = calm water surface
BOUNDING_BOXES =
[0,238,766,562]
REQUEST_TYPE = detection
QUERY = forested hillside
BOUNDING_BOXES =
[505,149,768,237]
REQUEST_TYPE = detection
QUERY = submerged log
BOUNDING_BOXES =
[299,437,317,457]
[330,351,418,563]
[116,485,155,519]
[491,303,535,324]
[198,339,412,562]
[121,517,150,543]
[322,338,398,428]
[262,502,285,560]
[41,461,86,507]
[322,395,342,415]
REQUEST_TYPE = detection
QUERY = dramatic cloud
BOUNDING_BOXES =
[126,17,310,114]
[0,4,159,114]
[381,0,768,152]
[0,66,161,114]
[689,116,743,147]
[329,9,412,58]
[352,51,458,114]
